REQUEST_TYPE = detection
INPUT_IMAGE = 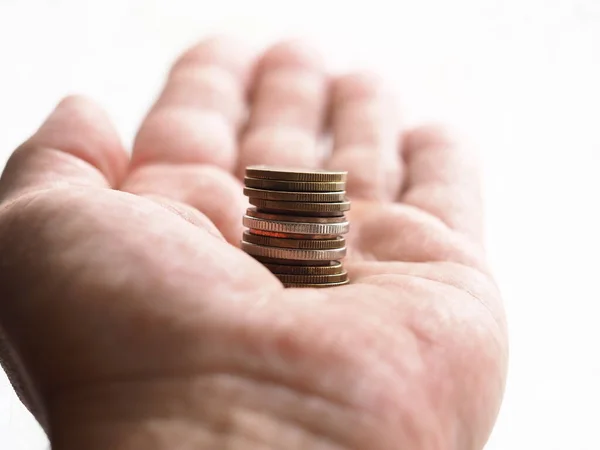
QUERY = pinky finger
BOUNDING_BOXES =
[400,125,484,243]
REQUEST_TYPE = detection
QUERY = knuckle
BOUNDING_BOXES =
[135,108,236,169]
[404,124,459,151]
[161,65,244,125]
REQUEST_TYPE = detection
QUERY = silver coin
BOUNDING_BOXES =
[242,215,350,235]
[241,241,347,261]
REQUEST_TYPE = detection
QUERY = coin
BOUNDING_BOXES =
[242,166,351,287]
[282,280,350,288]
[244,177,346,192]
[244,187,346,203]
[248,229,339,240]
[243,215,350,235]
[247,207,346,224]
[263,261,344,275]
[246,165,347,182]
[241,241,346,260]
[274,272,348,284]
[251,255,332,266]
[243,231,345,250]
[249,198,350,215]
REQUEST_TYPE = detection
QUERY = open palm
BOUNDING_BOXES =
[0,38,507,450]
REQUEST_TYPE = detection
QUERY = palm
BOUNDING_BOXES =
[0,38,507,449]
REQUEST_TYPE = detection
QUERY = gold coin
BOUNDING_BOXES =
[241,241,346,260]
[274,272,348,284]
[282,279,350,288]
[244,177,346,192]
[243,215,350,235]
[263,261,344,275]
[247,207,346,224]
[246,165,347,182]
[243,231,345,250]
[249,198,350,215]
[244,187,346,203]
[252,255,332,266]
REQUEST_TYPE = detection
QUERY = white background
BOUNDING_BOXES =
[1,0,599,448]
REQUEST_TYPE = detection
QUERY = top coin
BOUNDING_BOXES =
[245,165,347,182]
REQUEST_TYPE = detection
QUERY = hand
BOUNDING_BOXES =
[0,37,507,450]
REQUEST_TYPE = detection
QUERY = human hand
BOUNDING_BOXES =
[0,37,507,449]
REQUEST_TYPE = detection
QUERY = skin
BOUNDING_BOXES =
[0,37,507,450]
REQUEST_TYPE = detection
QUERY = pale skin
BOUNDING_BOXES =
[0,37,508,449]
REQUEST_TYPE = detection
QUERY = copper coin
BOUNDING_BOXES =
[247,207,346,224]
[246,165,347,182]
[243,215,350,235]
[263,261,345,275]
[241,241,346,260]
[244,187,346,203]
[249,198,350,215]
[244,177,346,192]
[243,231,345,250]
[274,272,348,284]
[282,279,350,288]
[252,255,332,266]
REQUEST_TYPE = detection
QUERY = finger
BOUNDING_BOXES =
[0,96,128,204]
[122,165,246,245]
[325,73,402,201]
[350,202,488,272]
[237,41,328,174]
[131,36,254,171]
[400,125,483,242]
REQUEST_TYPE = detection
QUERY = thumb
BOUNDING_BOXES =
[0,96,127,428]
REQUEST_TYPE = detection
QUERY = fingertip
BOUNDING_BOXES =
[0,96,128,203]
[256,39,325,74]
[172,35,255,85]
[31,95,129,186]
[249,39,326,101]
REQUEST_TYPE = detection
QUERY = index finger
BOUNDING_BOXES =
[0,96,128,206]
[130,37,254,172]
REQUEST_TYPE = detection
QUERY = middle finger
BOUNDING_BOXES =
[237,41,329,176]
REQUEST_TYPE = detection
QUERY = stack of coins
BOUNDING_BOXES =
[241,165,350,288]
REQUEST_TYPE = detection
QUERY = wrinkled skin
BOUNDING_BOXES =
[0,38,507,450]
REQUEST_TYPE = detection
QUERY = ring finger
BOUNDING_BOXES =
[325,73,402,201]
